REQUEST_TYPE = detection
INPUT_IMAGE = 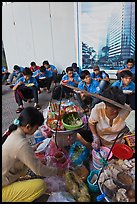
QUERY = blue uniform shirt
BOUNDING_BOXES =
[111,80,135,91]
[78,79,101,94]
[15,76,38,87]
[119,66,135,74]
[62,72,81,87]
[2,66,6,72]
[32,70,47,79]
[90,71,107,79]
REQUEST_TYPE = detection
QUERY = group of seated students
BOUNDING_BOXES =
[2,58,135,114]
[2,59,135,202]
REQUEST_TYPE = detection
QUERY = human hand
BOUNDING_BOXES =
[32,141,43,151]
[18,81,24,86]
[92,137,100,150]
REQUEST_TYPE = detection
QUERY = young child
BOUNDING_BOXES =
[111,70,135,110]
[29,61,40,72]
[33,66,49,92]
[6,65,24,85]
[116,58,135,82]
[2,107,64,202]
[77,70,101,109]
[12,67,41,113]
[90,66,110,92]
[61,67,81,98]
[42,60,57,92]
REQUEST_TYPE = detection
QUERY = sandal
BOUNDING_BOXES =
[16,107,24,113]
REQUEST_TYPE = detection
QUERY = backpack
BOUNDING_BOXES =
[92,70,109,79]
[52,85,64,100]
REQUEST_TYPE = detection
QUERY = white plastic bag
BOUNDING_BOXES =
[47,192,76,202]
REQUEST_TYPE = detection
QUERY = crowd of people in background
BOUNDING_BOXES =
[2,58,135,202]
[2,58,135,113]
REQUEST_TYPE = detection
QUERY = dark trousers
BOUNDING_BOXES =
[126,93,135,110]
[36,77,53,90]
[14,85,38,106]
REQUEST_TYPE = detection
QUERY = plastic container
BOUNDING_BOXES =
[92,146,113,170]
[87,169,100,193]
[33,130,45,143]
[112,143,133,160]
[62,112,83,130]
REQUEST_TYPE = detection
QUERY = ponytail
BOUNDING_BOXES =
[2,119,20,144]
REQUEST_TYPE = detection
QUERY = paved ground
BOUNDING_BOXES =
[2,84,53,135]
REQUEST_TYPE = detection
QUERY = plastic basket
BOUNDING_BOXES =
[87,169,100,193]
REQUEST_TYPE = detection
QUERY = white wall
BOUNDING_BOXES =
[2,2,77,72]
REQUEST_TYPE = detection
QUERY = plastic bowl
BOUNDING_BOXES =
[62,112,83,130]
[112,143,133,160]
[87,169,100,192]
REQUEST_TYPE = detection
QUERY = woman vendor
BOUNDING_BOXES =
[77,86,130,150]
[2,107,64,202]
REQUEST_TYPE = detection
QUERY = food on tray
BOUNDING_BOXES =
[25,83,34,87]
[62,112,83,130]
[123,134,135,147]
[98,158,135,202]
[46,119,63,130]
[123,90,133,94]
[65,105,79,113]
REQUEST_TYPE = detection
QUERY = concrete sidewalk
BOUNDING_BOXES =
[2,84,52,135]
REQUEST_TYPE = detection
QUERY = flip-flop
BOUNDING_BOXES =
[16,107,24,113]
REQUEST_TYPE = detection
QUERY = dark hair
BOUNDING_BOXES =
[121,70,133,78]
[127,58,134,64]
[72,63,77,68]
[23,67,33,76]
[80,70,90,80]
[43,60,49,66]
[13,65,20,71]
[40,66,46,73]
[66,67,73,73]
[31,61,36,66]
[93,65,100,71]
[102,86,126,107]
[2,107,44,144]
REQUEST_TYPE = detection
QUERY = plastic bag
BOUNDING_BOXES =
[44,140,71,169]
[44,175,66,193]
[47,192,76,202]
[68,141,90,166]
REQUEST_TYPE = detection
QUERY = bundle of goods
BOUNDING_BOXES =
[98,158,135,202]
[40,125,51,138]
[68,141,90,166]
[64,170,91,202]
[46,118,64,131]
[44,140,71,169]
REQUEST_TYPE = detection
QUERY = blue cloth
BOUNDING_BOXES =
[111,80,135,91]
[32,70,47,79]
[78,79,101,94]
[15,76,38,87]
[119,65,135,74]
[15,66,24,74]
[2,66,6,72]
[62,72,81,86]
[45,64,57,78]
[90,71,107,79]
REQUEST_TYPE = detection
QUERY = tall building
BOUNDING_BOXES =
[107,2,135,62]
